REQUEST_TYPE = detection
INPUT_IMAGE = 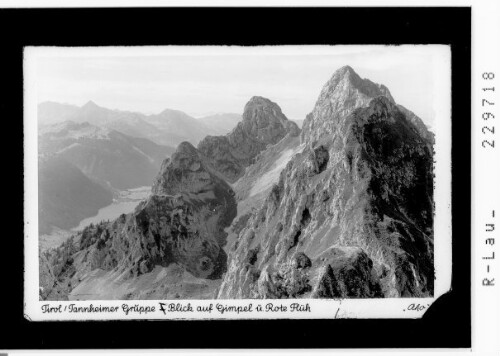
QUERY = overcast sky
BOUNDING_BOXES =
[32,45,450,126]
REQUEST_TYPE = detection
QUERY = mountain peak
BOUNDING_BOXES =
[336,65,356,75]
[243,96,281,116]
[218,72,435,300]
[152,140,235,208]
[301,65,396,144]
[176,141,199,156]
[81,100,100,110]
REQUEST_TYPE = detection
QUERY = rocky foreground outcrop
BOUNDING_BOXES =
[198,96,300,183]
[41,142,237,300]
[218,68,434,299]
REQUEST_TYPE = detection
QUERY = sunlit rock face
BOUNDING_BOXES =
[198,96,300,183]
[40,65,435,302]
[40,141,237,300]
[219,67,434,299]
[129,141,237,279]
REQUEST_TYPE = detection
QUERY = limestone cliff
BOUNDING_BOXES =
[218,68,434,299]
[41,142,236,300]
[198,96,300,183]
[301,65,432,145]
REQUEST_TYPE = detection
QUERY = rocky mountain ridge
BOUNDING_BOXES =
[39,121,175,190]
[40,65,435,301]
[38,155,114,235]
[198,96,300,183]
[301,65,433,145]
[39,96,297,300]
[218,68,434,298]
[196,113,242,135]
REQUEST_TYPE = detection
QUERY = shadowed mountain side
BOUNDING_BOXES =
[198,96,300,183]
[197,113,242,136]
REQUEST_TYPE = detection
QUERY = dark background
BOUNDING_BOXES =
[0,7,471,349]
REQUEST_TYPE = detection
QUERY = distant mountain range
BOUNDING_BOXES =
[38,101,241,147]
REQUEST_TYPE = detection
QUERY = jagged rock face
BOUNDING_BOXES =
[218,96,434,299]
[301,65,432,145]
[39,250,57,300]
[39,238,78,301]
[41,142,237,300]
[198,96,300,183]
[153,142,226,198]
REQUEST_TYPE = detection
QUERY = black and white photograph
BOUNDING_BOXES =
[0,2,485,352]
[23,45,452,320]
